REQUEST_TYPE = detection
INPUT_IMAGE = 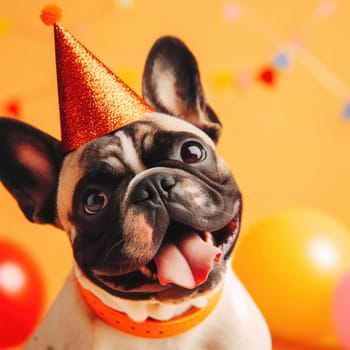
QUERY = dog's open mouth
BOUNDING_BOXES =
[93,211,240,294]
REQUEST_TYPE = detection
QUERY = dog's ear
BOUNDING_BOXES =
[142,36,222,143]
[0,118,63,225]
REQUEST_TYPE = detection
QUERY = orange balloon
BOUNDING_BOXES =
[233,209,350,348]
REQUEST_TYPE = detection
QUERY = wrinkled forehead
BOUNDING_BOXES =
[62,112,215,172]
[144,113,215,147]
[78,112,216,168]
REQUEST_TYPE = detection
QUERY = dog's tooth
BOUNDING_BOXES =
[204,231,214,245]
[139,266,153,279]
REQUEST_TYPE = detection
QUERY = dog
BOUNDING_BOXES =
[0,36,271,349]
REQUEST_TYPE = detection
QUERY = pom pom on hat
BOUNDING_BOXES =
[40,4,62,25]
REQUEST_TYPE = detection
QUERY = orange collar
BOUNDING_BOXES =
[76,281,222,339]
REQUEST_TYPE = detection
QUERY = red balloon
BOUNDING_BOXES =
[332,270,350,350]
[0,239,45,347]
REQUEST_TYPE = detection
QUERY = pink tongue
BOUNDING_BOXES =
[153,232,221,289]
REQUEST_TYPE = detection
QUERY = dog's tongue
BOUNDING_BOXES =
[154,232,221,289]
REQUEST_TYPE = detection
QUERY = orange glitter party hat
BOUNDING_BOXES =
[41,5,154,152]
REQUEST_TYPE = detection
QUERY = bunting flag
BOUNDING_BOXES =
[235,71,253,90]
[342,101,350,119]
[4,98,22,118]
[212,71,235,91]
[257,66,277,86]
[315,0,338,18]
[0,17,10,37]
[117,68,138,90]
[271,52,291,71]
[223,2,241,22]
[115,0,134,9]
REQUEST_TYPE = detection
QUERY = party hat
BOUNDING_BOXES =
[40,5,154,152]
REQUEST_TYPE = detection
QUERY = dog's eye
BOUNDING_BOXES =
[180,141,207,163]
[84,191,108,214]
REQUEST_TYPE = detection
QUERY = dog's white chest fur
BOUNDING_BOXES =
[24,269,271,350]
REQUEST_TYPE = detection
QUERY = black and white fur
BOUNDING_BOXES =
[0,36,271,349]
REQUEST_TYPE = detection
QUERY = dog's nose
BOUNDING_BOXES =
[133,174,176,203]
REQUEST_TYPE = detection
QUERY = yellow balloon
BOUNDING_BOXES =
[233,209,350,348]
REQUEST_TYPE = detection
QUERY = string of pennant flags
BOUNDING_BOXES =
[1,0,349,119]
[214,0,350,118]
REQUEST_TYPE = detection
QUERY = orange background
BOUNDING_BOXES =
[1,0,350,348]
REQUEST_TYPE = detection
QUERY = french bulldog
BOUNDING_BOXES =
[0,36,271,349]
